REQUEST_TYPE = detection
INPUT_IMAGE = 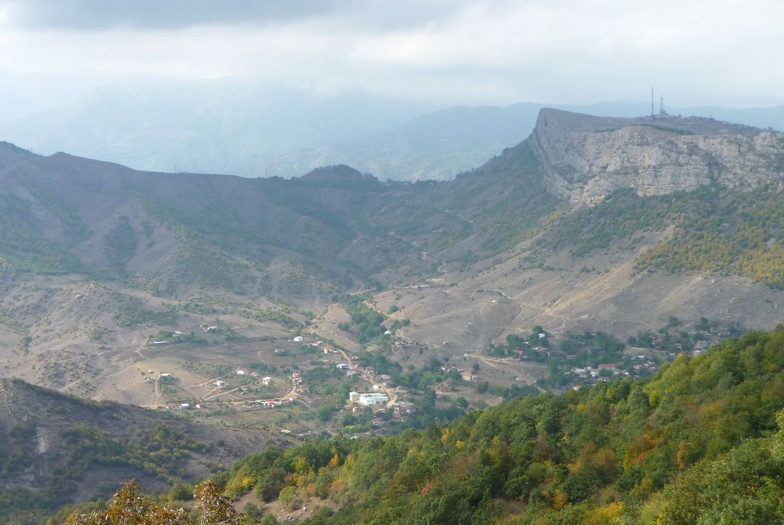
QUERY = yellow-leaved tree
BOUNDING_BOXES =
[67,479,239,525]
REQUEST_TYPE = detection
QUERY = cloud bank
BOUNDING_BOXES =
[0,0,780,109]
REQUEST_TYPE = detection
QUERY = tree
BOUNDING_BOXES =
[67,480,190,525]
[316,406,332,421]
[241,502,264,524]
[194,480,240,525]
[67,480,240,525]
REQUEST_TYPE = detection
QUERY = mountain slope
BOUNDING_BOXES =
[372,111,784,354]
[4,79,784,182]
[262,103,543,181]
[0,110,783,407]
[0,378,273,524]
[199,326,784,524]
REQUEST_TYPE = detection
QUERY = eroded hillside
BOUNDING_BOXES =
[0,110,783,403]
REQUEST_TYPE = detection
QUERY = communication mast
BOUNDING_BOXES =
[651,87,655,117]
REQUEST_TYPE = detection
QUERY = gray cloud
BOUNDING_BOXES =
[1,0,466,31]
[3,0,345,30]
[0,1,781,110]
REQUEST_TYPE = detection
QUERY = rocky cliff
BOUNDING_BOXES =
[529,108,784,205]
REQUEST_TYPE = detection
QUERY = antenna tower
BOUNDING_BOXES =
[651,87,654,117]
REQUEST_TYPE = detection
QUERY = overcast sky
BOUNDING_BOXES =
[0,0,781,119]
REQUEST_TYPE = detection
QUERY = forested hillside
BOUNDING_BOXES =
[63,326,784,524]
[0,379,276,525]
[543,184,784,289]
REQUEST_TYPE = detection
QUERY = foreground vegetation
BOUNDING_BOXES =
[61,326,784,524]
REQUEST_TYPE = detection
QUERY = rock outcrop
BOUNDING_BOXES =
[529,109,784,205]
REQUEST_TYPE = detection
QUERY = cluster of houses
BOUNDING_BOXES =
[629,355,659,375]
[569,355,661,388]
[158,402,207,410]
[348,388,419,429]
[648,324,734,352]
[153,333,430,426]
[254,397,294,408]
[689,325,735,354]
[569,363,623,380]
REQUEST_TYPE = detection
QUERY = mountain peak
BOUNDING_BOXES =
[529,108,784,204]
[300,164,369,181]
[536,107,762,136]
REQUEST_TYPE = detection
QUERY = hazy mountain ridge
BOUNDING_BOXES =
[263,104,544,181]
[0,83,426,177]
[0,143,553,300]
[4,81,784,181]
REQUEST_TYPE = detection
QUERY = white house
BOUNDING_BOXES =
[349,391,389,406]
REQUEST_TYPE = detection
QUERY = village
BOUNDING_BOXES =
[128,306,749,440]
[135,328,437,438]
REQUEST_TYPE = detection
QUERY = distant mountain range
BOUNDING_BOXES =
[3,81,784,180]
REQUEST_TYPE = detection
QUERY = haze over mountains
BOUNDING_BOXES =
[3,81,784,181]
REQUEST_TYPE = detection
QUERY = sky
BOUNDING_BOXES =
[0,0,782,120]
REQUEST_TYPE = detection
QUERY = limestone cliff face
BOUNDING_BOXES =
[529,109,784,205]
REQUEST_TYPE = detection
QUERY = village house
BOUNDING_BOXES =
[394,402,418,416]
[349,391,389,406]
